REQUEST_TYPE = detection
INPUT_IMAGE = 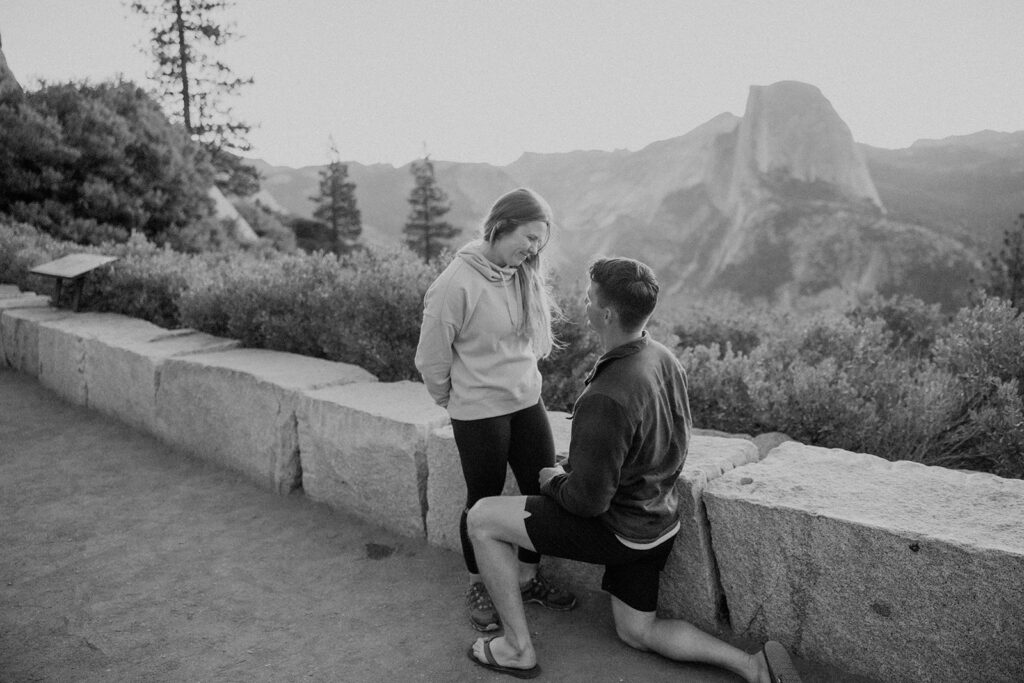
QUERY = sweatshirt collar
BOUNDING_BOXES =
[584,331,650,385]
[457,240,517,282]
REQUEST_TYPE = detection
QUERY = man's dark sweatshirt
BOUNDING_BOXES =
[541,332,693,544]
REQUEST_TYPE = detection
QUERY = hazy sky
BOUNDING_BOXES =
[2,1,1022,168]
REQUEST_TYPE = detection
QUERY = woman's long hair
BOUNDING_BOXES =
[482,188,562,358]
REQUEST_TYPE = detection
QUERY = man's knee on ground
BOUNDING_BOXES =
[612,605,654,652]
[615,620,652,651]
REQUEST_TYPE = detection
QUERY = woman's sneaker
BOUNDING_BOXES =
[520,573,577,611]
[466,582,500,632]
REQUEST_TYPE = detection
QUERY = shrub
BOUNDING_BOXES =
[927,295,1024,477]
[539,278,602,412]
[676,343,759,434]
[180,244,442,381]
[180,250,339,356]
[83,235,210,328]
[932,295,1024,389]
[4,218,1022,478]
[0,218,68,290]
[669,294,778,358]
[846,293,945,359]
[317,246,442,380]
[749,354,880,448]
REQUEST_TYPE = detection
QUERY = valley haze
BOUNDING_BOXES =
[251,81,1024,312]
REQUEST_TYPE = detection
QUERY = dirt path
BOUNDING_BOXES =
[0,369,866,682]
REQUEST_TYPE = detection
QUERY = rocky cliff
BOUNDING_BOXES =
[715,81,882,214]
[0,32,25,101]
[565,81,978,307]
[254,81,994,310]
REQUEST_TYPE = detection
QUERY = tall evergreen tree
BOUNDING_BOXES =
[129,0,258,195]
[310,143,361,253]
[983,213,1024,311]
[403,156,459,262]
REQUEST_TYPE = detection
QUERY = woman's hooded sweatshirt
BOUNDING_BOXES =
[414,240,541,420]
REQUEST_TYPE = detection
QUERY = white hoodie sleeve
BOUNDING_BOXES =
[414,273,464,408]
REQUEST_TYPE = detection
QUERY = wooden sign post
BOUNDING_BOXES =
[30,254,118,311]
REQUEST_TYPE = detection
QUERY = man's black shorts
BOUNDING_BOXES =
[523,495,676,613]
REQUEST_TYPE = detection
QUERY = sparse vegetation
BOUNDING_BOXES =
[4,217,1022,478]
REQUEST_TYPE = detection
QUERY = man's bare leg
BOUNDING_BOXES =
[466,495,538,669]
[610,595,771,683]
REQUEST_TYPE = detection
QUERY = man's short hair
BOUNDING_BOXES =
[588,257,659,330]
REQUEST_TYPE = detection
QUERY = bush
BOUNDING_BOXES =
[83,235,210,328]
[179,244,441,381]
[932,295,1024,388]
[927,295,1024,477]
[671,298,1024,478]
[319,246,442,380]
[846,293,945,359]
[4,218,1022,478]
[676,343,759,434]
[539,278,602,412]
[0,218,68,290]
[734,314,889,447]
[181,251,338,356]
[669,294,778,357]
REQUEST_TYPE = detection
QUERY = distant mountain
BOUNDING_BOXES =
[250,82,1024,310]
[862,131,1024,250]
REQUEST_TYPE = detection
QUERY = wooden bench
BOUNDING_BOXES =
[30,254,118,311]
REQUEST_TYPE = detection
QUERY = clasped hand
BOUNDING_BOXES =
[538,464,566,488]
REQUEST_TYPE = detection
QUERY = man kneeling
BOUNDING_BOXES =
[466,257,801,682]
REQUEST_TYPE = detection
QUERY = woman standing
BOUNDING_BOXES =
[415,188,577,632]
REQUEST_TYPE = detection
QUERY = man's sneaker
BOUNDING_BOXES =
[520,573,577,611]
[466,582,500,632]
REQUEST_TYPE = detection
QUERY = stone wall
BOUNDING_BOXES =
[2,288,1022,682]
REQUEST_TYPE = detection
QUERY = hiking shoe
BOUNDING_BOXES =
[467,582,500,632]
[520,573,577,611]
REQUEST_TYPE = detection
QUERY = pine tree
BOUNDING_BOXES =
[403,156,459,262]
[310,143,361,254]
[984,213,1024,311]
[129,0,258,195]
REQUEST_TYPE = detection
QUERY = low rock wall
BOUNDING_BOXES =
[705,443,1024,682]
[2,291,1021,682]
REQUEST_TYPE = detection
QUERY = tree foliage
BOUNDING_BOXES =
[5,216,1023,478]
[403,156,459,262]
[981,213,1024,311]
[0,78,222,249]
[129,0,258,195]
[310,143,361,253]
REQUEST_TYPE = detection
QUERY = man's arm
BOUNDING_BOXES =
[540,393,632,517]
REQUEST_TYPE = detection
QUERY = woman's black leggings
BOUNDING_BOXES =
[450,401,555,574]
